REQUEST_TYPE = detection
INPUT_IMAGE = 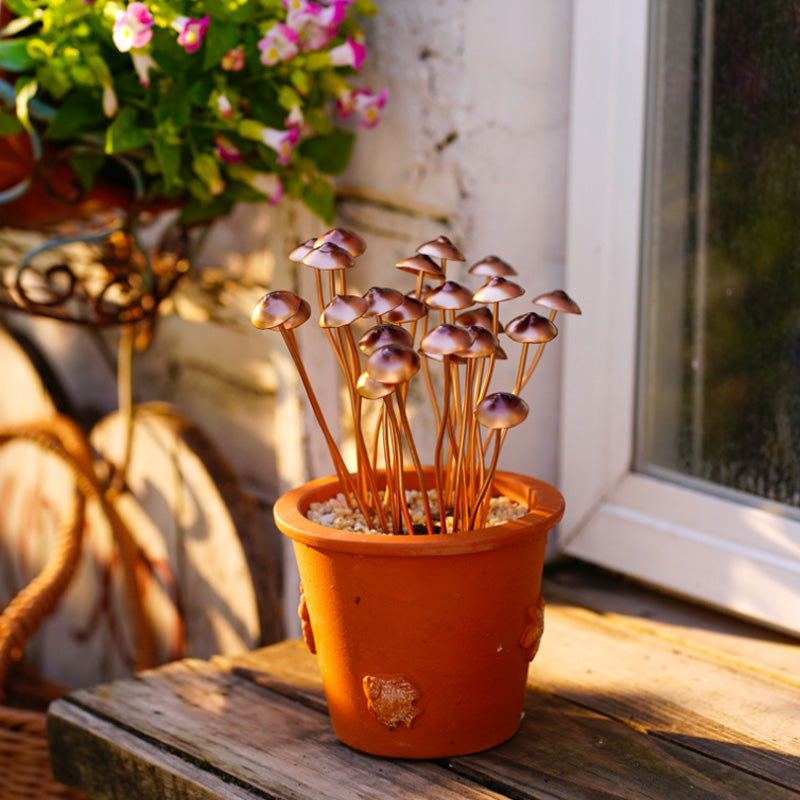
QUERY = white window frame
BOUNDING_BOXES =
[557,0,800,636]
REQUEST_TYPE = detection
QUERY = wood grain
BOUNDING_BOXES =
[530,602,800,785]
[47,563,800,800]
[50,658,507,800]
[220,639,800,800]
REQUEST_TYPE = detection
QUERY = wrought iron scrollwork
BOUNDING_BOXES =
[5,227,191,327]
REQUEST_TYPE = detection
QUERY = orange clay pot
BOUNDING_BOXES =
[273,468,564,759]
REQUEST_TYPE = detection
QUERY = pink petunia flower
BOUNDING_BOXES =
[259,126,300,166]
[173,15,210,53]
[258,23,299,65]
[215,135,243,163]
[131,51,157,87]
[285,104,305,127]
[113,2,154,52]
[335,85,355,117]
[216,94,234,118]
[328,37,366,70]
[102,84,118,116]
[221,46,246,71]
[317,1,347,29]
[282,0,314,19]
[283,0,337,51]
[352,88,388,128]
[227,164,285,204]
[251,173,285,205]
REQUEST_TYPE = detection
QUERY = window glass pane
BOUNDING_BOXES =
[638,0,800,515]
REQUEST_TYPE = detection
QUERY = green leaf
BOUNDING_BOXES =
[46,92,105,139]
[0,109,23,135]
[0,39,36,72]
[298,128,354,176]
[290,69,311,96]
[302,106,333,135]
[25,38,51,61]
[238,118,265,142]
[304,52,330,71]
[67,150,105,191]
[156,90,191,130]
[352,0,379,16]
[203,0,259,24]
[149,28,186,77]
[224,179,266,203]
[105,107,149,153]
[301,177,336,223]
[0,0,32,16]
[202,20,240,71]
[277,85,302,112]
[187,78,213,107]
[179,193,234,225]
[154,138,182,188]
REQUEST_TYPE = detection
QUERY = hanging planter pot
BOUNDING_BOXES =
[0,129,145,231]
[274,467,564,759]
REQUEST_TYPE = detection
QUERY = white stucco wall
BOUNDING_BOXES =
[136,0,575,493]
[7,1,575,636]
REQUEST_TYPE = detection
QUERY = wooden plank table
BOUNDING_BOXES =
[47,561,800,800]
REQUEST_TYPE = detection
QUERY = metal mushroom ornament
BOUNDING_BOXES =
[252,229,580,534]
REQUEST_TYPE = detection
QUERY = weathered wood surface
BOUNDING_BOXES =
[48,561,800,800]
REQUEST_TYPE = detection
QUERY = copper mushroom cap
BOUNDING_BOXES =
[288,238,317,263]
[505,311,558,344]
[320,294,368,327]
[383,294,428,324]
[457,306,503,332]
[533,289,582,315]
[395,254,445,280]
[416,235,465,262]
[419,323,473,356]
[366,344,421,384]
[356,371,395,399]
[475,391,529,429]
[314,228,367,258]
[302,241,355,271]
[359,323,415,355]
[472,276,525,304]
[462,325,499,358]
[425,280,475,311]
[468,255,517,278]
[283,298,311,329]
[251,290,302,329]
[362,286,405,317]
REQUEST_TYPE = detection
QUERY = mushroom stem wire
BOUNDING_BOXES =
[256,232,579,535]
[469,428,506,530]
[518,309,558,390]
[432,353,453,534]
[280,327,372,523]
[340,329,390,532]
[450,358,475,532]
[382,396,414,534]
[394,389,436,535]
[513,342,530,395]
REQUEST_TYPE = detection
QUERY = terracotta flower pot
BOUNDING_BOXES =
[273,468,564,759]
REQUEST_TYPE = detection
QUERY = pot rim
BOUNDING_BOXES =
[273,469,564,556]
